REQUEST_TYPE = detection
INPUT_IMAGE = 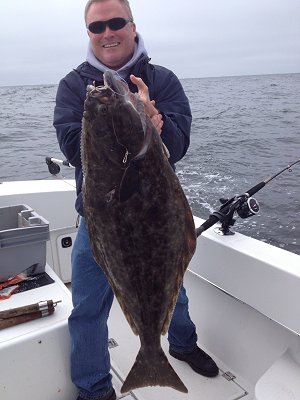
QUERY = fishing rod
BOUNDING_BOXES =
[196,159,300,237]
[45,156,75,175]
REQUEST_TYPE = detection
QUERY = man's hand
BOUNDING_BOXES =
[130,74,163,135]
[150,104,163,135]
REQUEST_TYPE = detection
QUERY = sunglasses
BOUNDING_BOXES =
[87,17,133,34]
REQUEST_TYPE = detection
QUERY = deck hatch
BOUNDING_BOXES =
[222,371,236,381]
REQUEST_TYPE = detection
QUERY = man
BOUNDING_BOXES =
[53,1,219,399]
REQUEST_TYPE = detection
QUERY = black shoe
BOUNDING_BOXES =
[77,388,116,400]
[169,346,219,377]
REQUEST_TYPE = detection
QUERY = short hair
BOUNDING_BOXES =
[84,0,134,23]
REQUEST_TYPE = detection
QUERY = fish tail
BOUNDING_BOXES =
[121,347,188,394]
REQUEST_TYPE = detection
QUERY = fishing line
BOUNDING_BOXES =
[88,74,132,163]
[53,174,77,190]
[111,115,131,164]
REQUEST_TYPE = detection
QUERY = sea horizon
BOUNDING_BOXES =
[0,71,299,89]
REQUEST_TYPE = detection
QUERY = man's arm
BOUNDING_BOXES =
[53,71,86,167]
[155,71,191,165]
[143,66,192,166]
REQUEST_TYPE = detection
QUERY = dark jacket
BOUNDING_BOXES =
[53,56,192,216]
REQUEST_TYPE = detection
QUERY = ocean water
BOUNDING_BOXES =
[0,73,300,255]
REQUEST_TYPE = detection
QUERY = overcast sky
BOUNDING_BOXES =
[1,0,299,86]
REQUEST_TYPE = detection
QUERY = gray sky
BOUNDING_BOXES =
[1,0,299,86]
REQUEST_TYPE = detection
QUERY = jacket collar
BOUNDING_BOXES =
[75,53,150,85]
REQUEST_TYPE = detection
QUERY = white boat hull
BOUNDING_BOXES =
[0,180,300,399]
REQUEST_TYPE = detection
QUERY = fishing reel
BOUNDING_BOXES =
[214,195,260,235]
[237,197,260,219]
[213,195,260,235]
[45,157,74,175]
[46,157,61,175]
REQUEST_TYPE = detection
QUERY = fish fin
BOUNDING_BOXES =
[162,142,170,159]
[161,309,174,335]
[115,294,139,335]
[161,277,183,335]
[161,294,178,335]
[102,270,139,334]
[121,347,188,393]
[135,116,154,159]
[107,283,139,335]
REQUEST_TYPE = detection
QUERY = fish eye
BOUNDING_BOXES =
[99,104,108,114]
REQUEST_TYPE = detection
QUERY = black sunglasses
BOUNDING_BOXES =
[87,17,132,34]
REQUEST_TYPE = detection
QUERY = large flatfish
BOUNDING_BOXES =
[81,71,196,393]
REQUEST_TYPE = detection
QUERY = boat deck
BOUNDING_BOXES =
[67,273,252,399]
[108,276,251,400]
[0,266,252,400]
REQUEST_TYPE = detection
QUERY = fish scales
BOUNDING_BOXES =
[81,71,196,394]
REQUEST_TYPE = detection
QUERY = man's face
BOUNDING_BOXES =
[86,0,136,70]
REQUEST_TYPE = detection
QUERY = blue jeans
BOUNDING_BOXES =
[69,218,197,399]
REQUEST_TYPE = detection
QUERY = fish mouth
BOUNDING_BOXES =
[86,84,109,98]
[86,84,106,93]
[85,71,128,100]
[84,84,114,114]
[85,71,134,117]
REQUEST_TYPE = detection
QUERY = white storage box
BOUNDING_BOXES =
[0,204,49,282]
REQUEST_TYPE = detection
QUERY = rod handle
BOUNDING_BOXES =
[0,312,43,329]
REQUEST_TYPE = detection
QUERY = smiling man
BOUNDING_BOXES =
[53,1,218,399]
[86,0,136,69]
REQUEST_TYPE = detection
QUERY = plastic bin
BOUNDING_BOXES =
[0,204,49,282]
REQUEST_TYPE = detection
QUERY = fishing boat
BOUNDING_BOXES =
[0,177,300,400]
